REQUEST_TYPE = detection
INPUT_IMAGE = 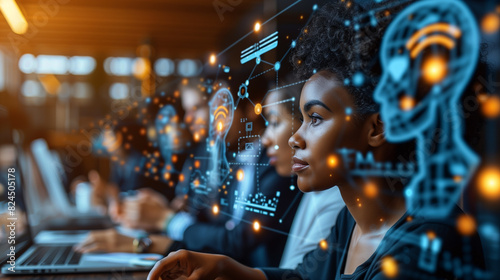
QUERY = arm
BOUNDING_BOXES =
[147,250,267,280]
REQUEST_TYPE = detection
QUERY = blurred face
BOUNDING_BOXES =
[262,91,296,177]
[181,88,209,141]
[288,71,369,192]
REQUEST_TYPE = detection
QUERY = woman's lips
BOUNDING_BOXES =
[269,156,277,165]
[292,156,309,172]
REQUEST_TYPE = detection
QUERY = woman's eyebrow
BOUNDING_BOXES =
[303,100,332,112]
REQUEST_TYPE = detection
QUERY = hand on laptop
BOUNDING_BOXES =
[121,188,174,231]
[74,229,174,254]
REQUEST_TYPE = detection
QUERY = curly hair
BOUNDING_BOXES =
[291,0,409,117]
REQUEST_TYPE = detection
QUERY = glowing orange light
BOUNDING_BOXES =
[194,179,199,187]
[327,155,338,168]
[481,95,500,118]
[164,172,170,180]
[140,128,146,136]
[426,231,436,240]
[134,166,140,172]
[210,54,217,65]
[194,133,200,142]
[364,182,378,198]
[345,116,351,121]
[381,256,398,278]
[453,175,462,183]
[217,121,223,132]
[212,205,219,215]
[254,21,261,32]
[253,221,260,231]
[457,214,476,236]
[194,160,200,168]
[422,56,447,84]
[179,174,185,182]
[482,13,500,34]
[478,166,500,200]
[319,239,328,250]
[399,95,415,111]
[237,169,244,181]
[255,103,262,115]
[0,0,28,34]
[172,155,178,163]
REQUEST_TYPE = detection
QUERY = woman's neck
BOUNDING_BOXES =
[339,177,407,234]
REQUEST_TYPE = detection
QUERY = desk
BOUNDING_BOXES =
[0,271,149,279]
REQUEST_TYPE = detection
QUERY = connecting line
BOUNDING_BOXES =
[279,47,292,63]
[260,59,275,67]
[262,97,295,108]
[279,192,302,222]
[217,0,302,57]
[263,79,308,101]
[249,68,274,80]
[248,63,258,80]
[247,97,256,107]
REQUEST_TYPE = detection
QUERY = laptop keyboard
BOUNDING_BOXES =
[21,245,82,266]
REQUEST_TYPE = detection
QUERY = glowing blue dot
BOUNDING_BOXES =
[233,153,236,158]
[291,40,296,48]
[265,121,269,126]
[274,61,281,71]
[405,189,413,197]
[145,97,151,103]
[354,24,360,31]
[312,4,318,10]
[313,69,317,74]
[292,97,295,101]
[344,20,351,26]
[245,80,249,86]
[274,145,279,150]
[345,107,352,115]
[344,78,350,85]
[353,72,364,87]
[160,91,165,96]
[290,185,295,191]
[279,219,283,223]
[256,56,261,64]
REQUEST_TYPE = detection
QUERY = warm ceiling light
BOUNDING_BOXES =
[254,21,261,32]
[0,0,28,34]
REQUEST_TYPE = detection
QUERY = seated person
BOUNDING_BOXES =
[147,1,486,279]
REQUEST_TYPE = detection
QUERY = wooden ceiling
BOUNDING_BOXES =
[0,0,264,58]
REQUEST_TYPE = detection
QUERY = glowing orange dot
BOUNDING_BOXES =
[164,172,170,180]
[426,231,436,240]
[179,174,184,182]
[217,121,223,132]
[134,166,140,172]
[481,95,500,118]
[457,214,476,236]
[237,169,244,181]
[327,155,338,168]
[255,103,262,115]
[254,22,261,32]
[481,13,500,34]
[364,182,378,198]
[172,155,178,163]
[358,203,362,207]
[381,256,398,278]
[212,205,219,215]
[253,221,260,231]
[209,54,217,65]
[478,166,500,200]
[140,128,146,136]
[194,179,199,187]
[422,56,447,84]
[194,160,200,168]
[166,164,171,171]
[399,95,415,111]
[319,239,328,250]
[406,216,413,222]
[182,78,188,85]
[453,175,462,183]
[345,116,351,121]
[194,133,200,142]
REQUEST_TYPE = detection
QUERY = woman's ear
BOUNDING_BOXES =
[366,113,386,147]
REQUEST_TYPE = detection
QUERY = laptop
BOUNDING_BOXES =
[0,135,162,275]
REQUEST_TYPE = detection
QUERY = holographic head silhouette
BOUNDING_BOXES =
[208,87,234,186]
[155,104,178,165]
[373,0,480,217]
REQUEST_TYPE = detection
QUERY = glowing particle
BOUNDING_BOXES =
[327,155,338,168]
[381,256,398,278]
[237,169,244,181]
[319,239,328,250]
[253,221,260,231]
[164,172,170,180]
[194,133,200,142]
[426,231,436,240]
[481,13,500,34]
[217,121,223,132]
[457,214,476,236]
[194,160,200,168]
[254,22,261,32]
[399,95,415,111]
[274,145,279,150]
[209,54,216,65]
[422,56,447,84]
[255,103,262,115]
[179,174,184,182]
[172,155,178,163]
[213,205,219,215]
[194,179,199,187]
[478,166,500,200]
[364,182,378,198]
[481,95,500,118]
[345,116,351,121]
[358,203,362,207]
[274,61,281,71]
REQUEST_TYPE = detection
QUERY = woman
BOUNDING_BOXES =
[147,1,485,279]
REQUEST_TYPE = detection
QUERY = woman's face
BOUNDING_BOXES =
[262,91,295,177]
[289,71,369,192]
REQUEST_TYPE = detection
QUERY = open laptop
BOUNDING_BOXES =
[0,139,162,275]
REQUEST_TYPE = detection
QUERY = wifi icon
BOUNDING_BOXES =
[406,23,461,59]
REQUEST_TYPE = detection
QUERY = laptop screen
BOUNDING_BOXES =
[0,143,32,267]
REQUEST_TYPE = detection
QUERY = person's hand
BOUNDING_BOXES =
[121,189,173,231]
[169,195,188,212]
[74,229,134,253]
[148,250,267,280]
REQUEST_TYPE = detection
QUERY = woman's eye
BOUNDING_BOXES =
[309,114,322,126]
